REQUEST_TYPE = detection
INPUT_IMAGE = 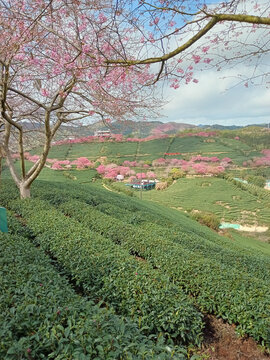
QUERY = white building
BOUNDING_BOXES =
[94,130,111,137]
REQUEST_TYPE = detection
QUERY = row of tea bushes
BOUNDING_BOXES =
[7,198,203,347]
[33,183,168,228]
[58,200,270,347]
[224,174,270,201]
[139,223,270,282]
[57,199,270,284]
[48,179,270,278]
[0,233,185,359]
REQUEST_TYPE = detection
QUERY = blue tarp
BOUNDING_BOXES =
[219,222,240,230]
[233,178,248,184]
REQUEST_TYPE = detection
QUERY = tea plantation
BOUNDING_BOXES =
[141,176,270,226]
[1,129,270,358]
[1,176,270,358]
[31,134,260,165]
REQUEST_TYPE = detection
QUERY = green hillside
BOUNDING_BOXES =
[1,178,270,359]
[30,134,261,165]
[141,176,270,226]
[1,129,270,358]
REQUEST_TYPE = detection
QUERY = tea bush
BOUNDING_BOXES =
[190,211,220,231]
[0,233,186,359]
[7,198,203,347]
[58,199,270,347]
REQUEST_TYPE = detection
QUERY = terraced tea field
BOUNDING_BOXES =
[31,135,262,165]
[1,178,270,359]
[141,176,270,227]
[1,130,270,358]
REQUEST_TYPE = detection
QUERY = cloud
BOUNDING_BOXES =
[161,65,270,125]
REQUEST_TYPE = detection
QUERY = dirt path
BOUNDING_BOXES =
[200,315,270,360]
[239,225,268,232]
[102,184,113,192]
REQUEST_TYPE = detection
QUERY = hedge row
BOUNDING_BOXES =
[56,198,270,284]
[8,198,203,347]
[33,183,168,228]
[224,174,270,201]
[0,233,184,360]
[37,181,270,279]
[139,222,270,282]
[57,199,270,347]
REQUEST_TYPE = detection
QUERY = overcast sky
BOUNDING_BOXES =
[160,66,270,126]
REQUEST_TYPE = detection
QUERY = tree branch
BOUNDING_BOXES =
[8,87,47,109]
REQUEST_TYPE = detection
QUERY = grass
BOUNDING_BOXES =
[223,230,270,256]
[29,135,264,167]
[140,176,270,227]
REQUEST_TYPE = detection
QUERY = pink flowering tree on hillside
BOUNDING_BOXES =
[71,157,94,170]
[244,149,270,167]
[0,1,160,198]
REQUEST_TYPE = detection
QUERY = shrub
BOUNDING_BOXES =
[246,175,266,188]
[169,168,185,180]
[109,182,134,196]
[7,198,203,346]
[0,233,185,359]
[191,211,220,231]
[156,181,168,190]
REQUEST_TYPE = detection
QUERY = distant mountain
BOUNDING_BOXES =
[150,122,196,135]
[198,123,270,130]
[198,124,243,130]
[57,120,197,138]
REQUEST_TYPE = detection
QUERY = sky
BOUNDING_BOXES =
[160,66,270,126]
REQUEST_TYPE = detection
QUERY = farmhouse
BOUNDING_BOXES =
[94,130,111,138]
[116,174,124,181]
[126,180,156,190]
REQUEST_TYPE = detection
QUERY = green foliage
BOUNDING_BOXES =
[30,183,270,344]
[224,174,270,203]
[190,211,220,231]
[246,175,266,188]
[142,177,270,226]
[33,185,269,348]
[220,127,270,150]
[169,168,185,180]
[1,233,185,359]
[1,177,270,352]
[6,197,203,347]
[107,182,135,196]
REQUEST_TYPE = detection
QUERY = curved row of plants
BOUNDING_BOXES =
[64,183,270,261]
[224,174,270,202]
[31,182,270,281]
[33,181,270,281]
[1,230,184,359]
[139,222,270,281]
[51,199,270,347]
[6,196,203,348]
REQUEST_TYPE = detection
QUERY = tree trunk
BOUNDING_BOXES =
[19,183,31,199]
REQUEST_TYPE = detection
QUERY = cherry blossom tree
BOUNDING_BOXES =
[72,157,94,169]
[113,0,270,88]
[0,0,159,198]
